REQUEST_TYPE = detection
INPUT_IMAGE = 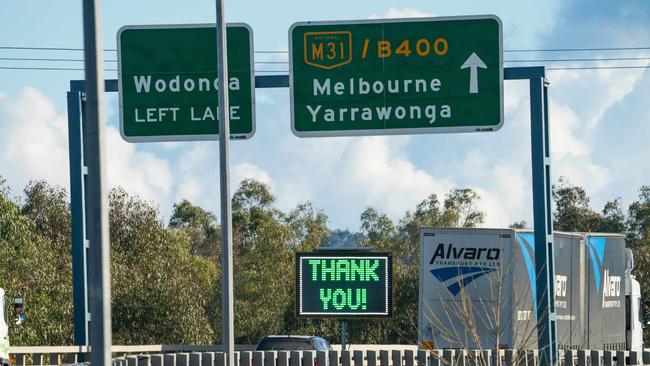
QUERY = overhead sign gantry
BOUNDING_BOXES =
[70,13,556,366]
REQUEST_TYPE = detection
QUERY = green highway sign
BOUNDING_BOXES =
[117,24,255,142]
[289,16,503,137]
[296,252,393,317]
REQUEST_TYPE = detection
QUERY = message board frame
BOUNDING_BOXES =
[295,251,393,318]
[289,15,503,137]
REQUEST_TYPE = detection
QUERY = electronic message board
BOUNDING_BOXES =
[296,252,392,317]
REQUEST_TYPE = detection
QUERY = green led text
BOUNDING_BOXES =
[319,288,367,310]
[308,259,380,281]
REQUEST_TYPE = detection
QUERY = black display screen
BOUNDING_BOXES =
[296,252,392,317]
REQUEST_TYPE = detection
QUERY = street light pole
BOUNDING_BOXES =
[214,0,234,365]
[81,0,112,365]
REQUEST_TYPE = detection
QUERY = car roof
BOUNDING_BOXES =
[262,335,318,340]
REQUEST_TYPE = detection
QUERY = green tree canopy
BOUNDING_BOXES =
[627,186,650,248]
[109,188,216,344]
[169,199,219,257]
[0,178,73,345]
[5,173,649,346]
[552,177,626,233]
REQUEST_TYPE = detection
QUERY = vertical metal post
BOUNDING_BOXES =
[214,0,234,365]
[81,0,112,364]
[529,74,557,366]
[66,90,89,357]
[340,321,346,350]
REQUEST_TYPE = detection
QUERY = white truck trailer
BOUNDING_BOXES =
[419,228,644,352]
[1,289,24,366]
[1,289,10,366]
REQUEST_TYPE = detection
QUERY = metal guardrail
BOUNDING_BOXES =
[10,345,257,366]
[9,347,650,366]
[9,345,413,361]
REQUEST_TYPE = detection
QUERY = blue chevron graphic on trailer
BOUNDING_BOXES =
[515,232,537,316]
[586,237,606,293]
[430,266,496,296]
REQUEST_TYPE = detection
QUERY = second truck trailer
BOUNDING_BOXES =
[418,228,644,352]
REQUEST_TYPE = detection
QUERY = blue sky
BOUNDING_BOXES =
[1,0,649,230]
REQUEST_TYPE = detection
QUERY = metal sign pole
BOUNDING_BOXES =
[214,0,234,365]
[503,67,557,365]
[81,0,112,364]
[530,75,557,366]
[66,89,89,360]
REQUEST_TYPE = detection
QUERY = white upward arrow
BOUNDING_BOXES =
[460,52,487,94]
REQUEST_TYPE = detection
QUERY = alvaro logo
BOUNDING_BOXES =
[430,266,496,296]
[429,243,500,262]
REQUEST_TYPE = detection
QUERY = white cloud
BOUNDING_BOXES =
[233,162,274,189]
[552,155,611,195]
[156,144,275,215]
[337,136,453,219]
[548,63,649,132]
[176,176,202,203]
[369,8,433,19]
[452,148,531,228]
[169,143,220,211]
[549,101,589,159]
[255,91,275,106]
[104,126,174,202]
[543,64,649,208]
[0,88,178,215]
[159,141,184,150]
[0,87,69,189]
[253,47,289,76]
[176,144,214,175]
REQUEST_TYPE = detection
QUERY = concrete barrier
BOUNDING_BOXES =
[602,351,613,366]
[265,351,277,366]
[367,351,377,366]
[353,350,364,366]
[253,352,264,366]
[177,353,190,366]
[164,353,176,366]
[304,351,315,366]
[201,352,214,366]
[151,354,163,366]
[31,346,650,366]
[340,351,351,366]
[591,350,602,366]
